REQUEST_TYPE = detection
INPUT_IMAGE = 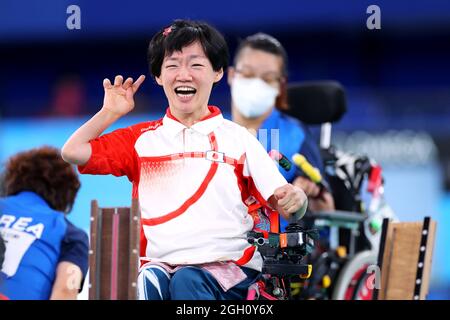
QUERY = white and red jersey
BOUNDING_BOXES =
[79,106,287,271]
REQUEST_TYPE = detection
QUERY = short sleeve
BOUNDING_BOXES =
[243,128,287,201]
[78,127,139,182]
[59,220,89,291]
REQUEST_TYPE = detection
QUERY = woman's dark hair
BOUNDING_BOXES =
[233,33,289,110]
[0,146,80,213]
[148,19,229,78]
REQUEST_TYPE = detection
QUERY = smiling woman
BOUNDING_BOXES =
[147,20,228,126]
[153,42,224,125]
[61,19,307,301]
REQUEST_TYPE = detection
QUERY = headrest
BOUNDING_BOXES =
[286,81,347,124]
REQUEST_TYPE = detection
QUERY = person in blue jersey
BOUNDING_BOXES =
[228,33,335,231]
[0,235,7,300]
[0,235,4,269]
[0,146,88,300]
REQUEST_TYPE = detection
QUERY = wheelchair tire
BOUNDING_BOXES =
[331,250,378,300]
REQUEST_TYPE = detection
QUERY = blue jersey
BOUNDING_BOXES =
[258,109,325,231]
[0,192,88,300]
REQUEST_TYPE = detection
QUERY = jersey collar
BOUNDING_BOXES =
[15,191,50,208]
[163,106,224,137]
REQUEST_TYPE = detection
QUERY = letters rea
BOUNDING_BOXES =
[0,215,44,239]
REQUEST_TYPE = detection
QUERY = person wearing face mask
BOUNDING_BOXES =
[229,33,335,231]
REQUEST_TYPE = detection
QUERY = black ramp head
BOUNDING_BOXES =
[286,81,347,125]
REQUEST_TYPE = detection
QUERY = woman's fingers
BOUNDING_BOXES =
[293,176,319,197]
[285,201,302,215]
[103,78,113,89]
[123,77,134,90]
[132,75,146,93]
[105,75,145,96]
[114,75,124,87]
[279,196,297,213]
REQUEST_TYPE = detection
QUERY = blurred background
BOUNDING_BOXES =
[0,0,449,299]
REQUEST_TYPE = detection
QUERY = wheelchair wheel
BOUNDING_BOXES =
[331,250,378,300]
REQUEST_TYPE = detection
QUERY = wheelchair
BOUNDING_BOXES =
[247,81,397,300]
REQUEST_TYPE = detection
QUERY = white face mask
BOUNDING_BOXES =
[231,77,279,118]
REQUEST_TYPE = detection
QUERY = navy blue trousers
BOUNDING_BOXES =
[137,265,260,300]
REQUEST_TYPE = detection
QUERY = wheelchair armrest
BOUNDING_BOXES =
[308,210,368,230]
[310,210,367,222]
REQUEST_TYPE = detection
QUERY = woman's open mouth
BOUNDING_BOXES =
[174,86,197,101]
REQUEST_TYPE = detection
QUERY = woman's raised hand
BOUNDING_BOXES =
[102,75,146,117]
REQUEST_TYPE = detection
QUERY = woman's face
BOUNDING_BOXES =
[228,47,283,89]
[156,41,223,117]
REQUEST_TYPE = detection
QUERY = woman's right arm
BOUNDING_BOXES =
[61,75,145,165]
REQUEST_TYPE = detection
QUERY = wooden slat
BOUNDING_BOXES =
[128,199,140,300]
[88,200,99,300]
[419,220,436,300]
[99,208,114,299]
[378,219,395,300]
[117,207,131,300]
[373,218,390,300]
[110,209,120,300]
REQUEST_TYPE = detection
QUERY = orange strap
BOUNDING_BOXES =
[268,210,280,233]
